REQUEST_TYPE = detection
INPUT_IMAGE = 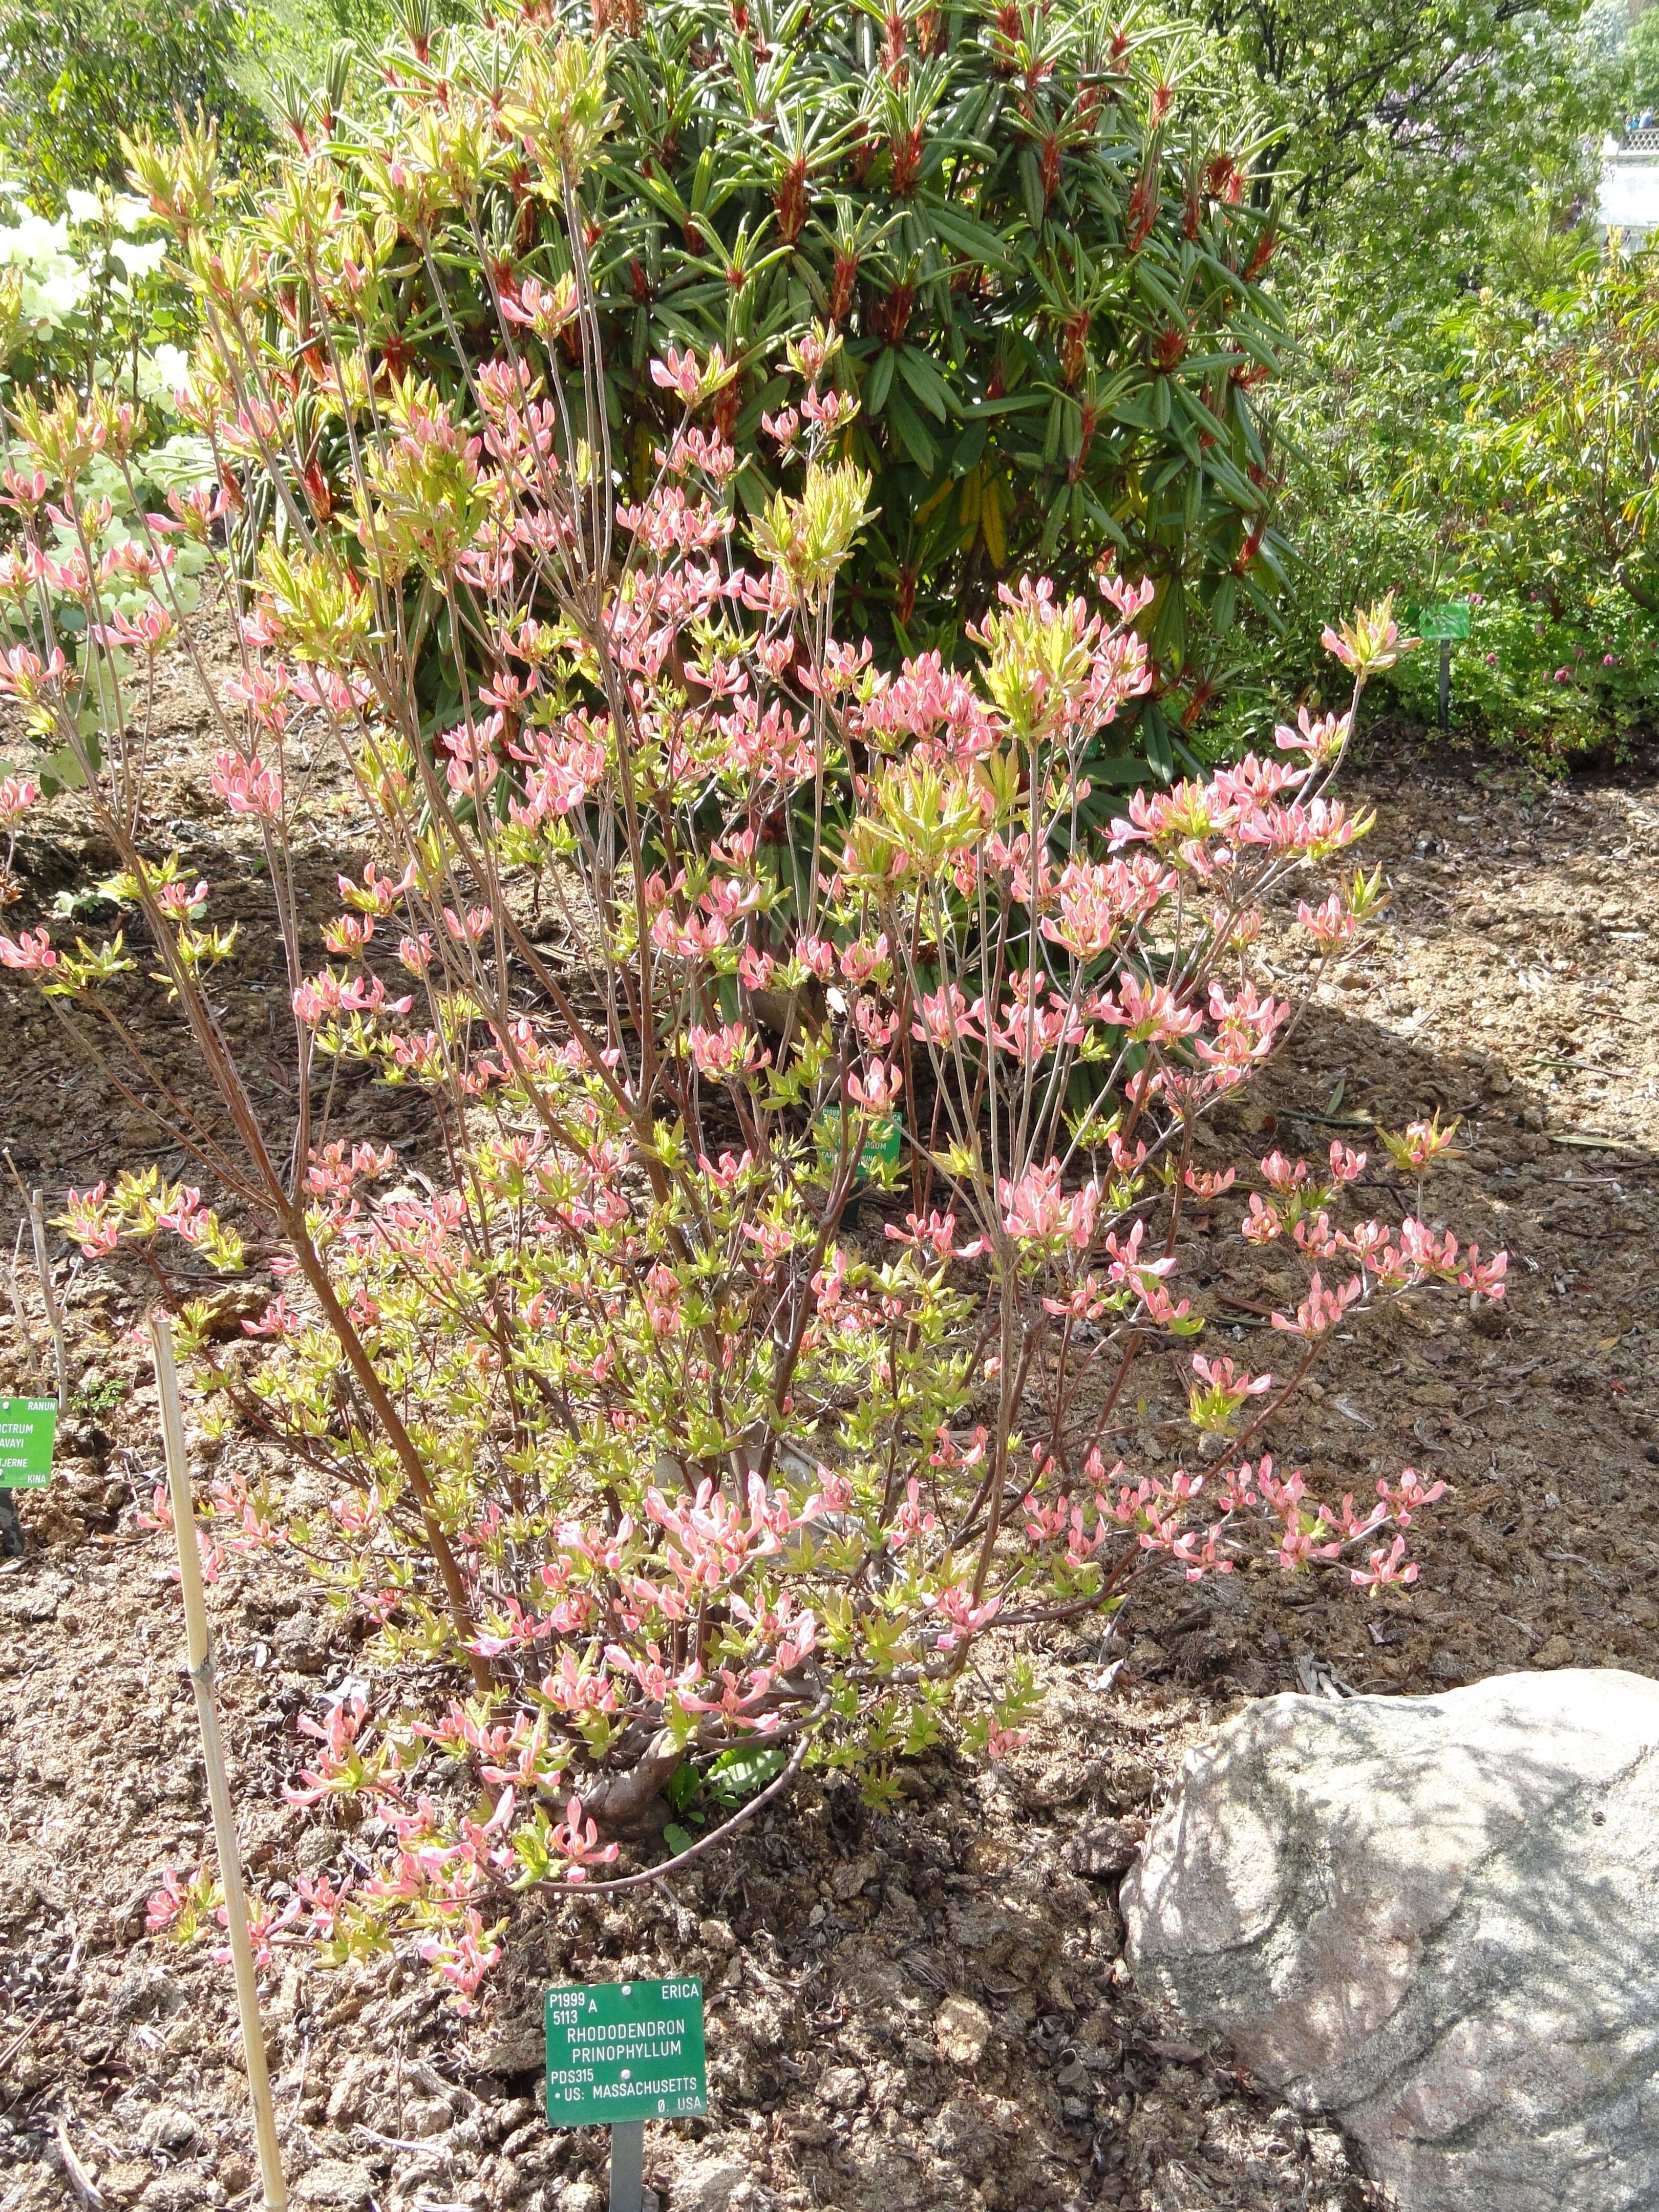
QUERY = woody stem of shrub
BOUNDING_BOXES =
[527,1705,827,1899]
[95,984,488,1689]
[276,1214,494,1695]
[22,707,493,1688]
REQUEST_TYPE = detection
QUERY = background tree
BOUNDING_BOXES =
[0,0,271,212]
[1173,0,1613,243]
[1451,242,1659,611]
[1624,0,1659,115]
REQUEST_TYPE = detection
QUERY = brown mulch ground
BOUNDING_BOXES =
[1,711,1656,2212]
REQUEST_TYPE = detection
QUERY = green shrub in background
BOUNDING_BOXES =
[266,0,1287,776]
[1198,254,1453,756]
[1380,588,1659,759]
[1217,231,1659,768]
[0,0,271,213]
[1382,245,1659,763]
[1451,243,1659,618]
[1180,0,1628,768]
[0,190,216,760]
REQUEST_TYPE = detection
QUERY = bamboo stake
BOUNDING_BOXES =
[29,1190,67,1413]
[7,1221,44,1389]
[150,1310,288,2212]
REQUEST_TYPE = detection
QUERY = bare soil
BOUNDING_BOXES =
[2,706,1657,2212]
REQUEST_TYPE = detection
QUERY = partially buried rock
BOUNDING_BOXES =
[290,2161,372,2210]
[274,1609,332,1675]
[139,2181,223,2212]
[1069,1818,1139,1879]
[933,1994,992,2067]
[1122,1669,1659,2212]
[137,2108,198,2155]
[819,2064,867,2110]
[471,2021,544,2073]
[928,2094,997,2174]
[670,2157,767,2212]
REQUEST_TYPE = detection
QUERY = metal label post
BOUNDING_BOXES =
[608,2118,645,2212]
[1411,600,1471,730]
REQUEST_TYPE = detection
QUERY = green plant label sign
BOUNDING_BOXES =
[0,1399,56,1489]
[814,1110,902,1178]
[859,1113,903,1172]
[1414,602,1472,641]
[544,1981,707,2125]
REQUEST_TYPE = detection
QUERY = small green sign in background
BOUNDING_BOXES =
[0,1398,56,1488]
[1412,601,1472,642]
[814,1109,902,1180]
[545,1981,707,2126]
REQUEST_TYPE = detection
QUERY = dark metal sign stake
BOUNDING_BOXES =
[608,2118,645,2212]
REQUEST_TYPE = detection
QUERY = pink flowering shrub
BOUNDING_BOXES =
[0,35,1502,2005]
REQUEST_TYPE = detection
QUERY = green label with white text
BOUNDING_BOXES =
[1413,601,1472,641]
[544,1980,707,2125]
[0,1398,56,1488]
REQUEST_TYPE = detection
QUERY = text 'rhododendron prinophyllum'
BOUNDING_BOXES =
[0,24,1501,2010]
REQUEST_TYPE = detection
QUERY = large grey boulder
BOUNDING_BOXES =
[1122,1669,1659,2212]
